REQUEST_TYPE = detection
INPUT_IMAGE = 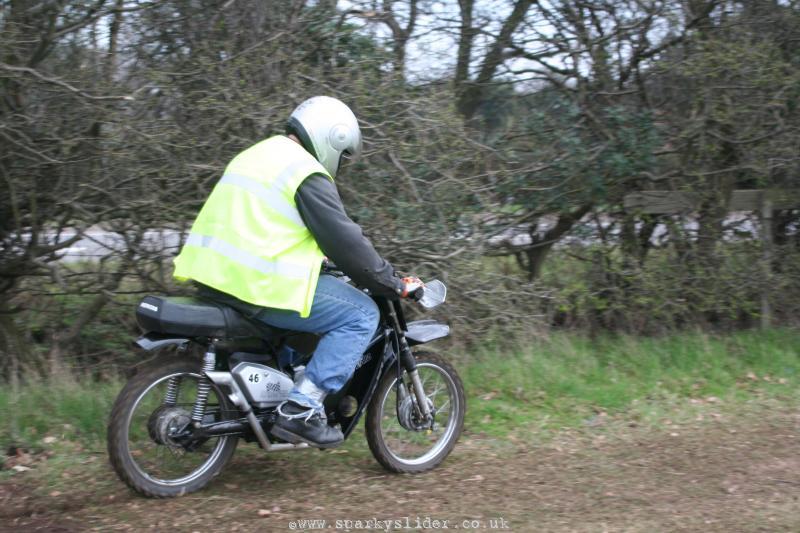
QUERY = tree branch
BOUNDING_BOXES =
[0,63,135,101]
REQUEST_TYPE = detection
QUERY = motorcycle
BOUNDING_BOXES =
[107,269,464,497]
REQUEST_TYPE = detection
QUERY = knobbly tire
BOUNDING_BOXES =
[365,351,465,473]
[107,356,238,498]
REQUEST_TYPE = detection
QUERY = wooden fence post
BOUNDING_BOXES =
[761,197,773,330]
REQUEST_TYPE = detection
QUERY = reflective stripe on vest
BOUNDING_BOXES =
[184,234,312,279]
[172,135,332,317]
[218,173,304,227]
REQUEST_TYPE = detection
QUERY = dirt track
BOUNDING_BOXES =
[3,403,799,532]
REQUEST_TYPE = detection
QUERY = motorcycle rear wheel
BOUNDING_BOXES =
[107,356,238,498]
[365,351,465,473]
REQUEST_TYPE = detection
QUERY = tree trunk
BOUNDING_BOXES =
[517,204,593,281]
[0,299,25,388]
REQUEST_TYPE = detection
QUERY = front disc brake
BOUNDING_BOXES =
[396,390,435,431]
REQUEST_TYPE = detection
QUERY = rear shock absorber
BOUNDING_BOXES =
[163,377,181,406]
[191,344,217,425]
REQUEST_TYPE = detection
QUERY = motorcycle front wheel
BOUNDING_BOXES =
[107,355,238,498]
[365,351,465,473]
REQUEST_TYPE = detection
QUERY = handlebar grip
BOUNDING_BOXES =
[410,286,425,302]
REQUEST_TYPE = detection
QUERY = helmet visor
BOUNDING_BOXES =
[337,151,355,175]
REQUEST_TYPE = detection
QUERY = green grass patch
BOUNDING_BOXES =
[0,377,123,447]
[462,329,800,436]
[1,329,798,451]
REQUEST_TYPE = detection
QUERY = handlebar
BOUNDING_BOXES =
[321,260,446,309]
[409,286,425,302]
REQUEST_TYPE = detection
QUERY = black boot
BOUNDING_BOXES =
[270,401,344,449]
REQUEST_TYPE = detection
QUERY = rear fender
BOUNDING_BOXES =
[135,333,190,352]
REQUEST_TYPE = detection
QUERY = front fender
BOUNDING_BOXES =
[406,320,450,346]
[135,333,190,352]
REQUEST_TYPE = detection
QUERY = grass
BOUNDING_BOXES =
[462,328,800,435]
[1,377,123,447]
[1,329,798,453]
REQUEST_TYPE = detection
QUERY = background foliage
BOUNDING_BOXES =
[1,0,798,378]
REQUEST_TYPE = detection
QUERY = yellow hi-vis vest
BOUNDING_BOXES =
[173,136,332,317]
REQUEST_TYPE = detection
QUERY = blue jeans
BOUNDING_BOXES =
[254,274,380,409]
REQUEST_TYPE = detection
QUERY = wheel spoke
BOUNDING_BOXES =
[427,383,444,401]
[435,398,451,414]
[420,373,430,389]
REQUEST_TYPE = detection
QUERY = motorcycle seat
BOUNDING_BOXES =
[136,295,267,339]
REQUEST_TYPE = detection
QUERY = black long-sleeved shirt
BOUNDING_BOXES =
[295,174,403,298]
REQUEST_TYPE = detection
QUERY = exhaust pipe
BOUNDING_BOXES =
[199,417,253,436]
[205,371,309,451]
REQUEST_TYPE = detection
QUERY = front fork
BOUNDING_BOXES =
[388,306,432,423]
[398,336,433,422]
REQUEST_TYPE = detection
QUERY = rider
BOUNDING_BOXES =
[172,96,422,448]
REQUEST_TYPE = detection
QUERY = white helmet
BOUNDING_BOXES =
[286,96,363,178]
